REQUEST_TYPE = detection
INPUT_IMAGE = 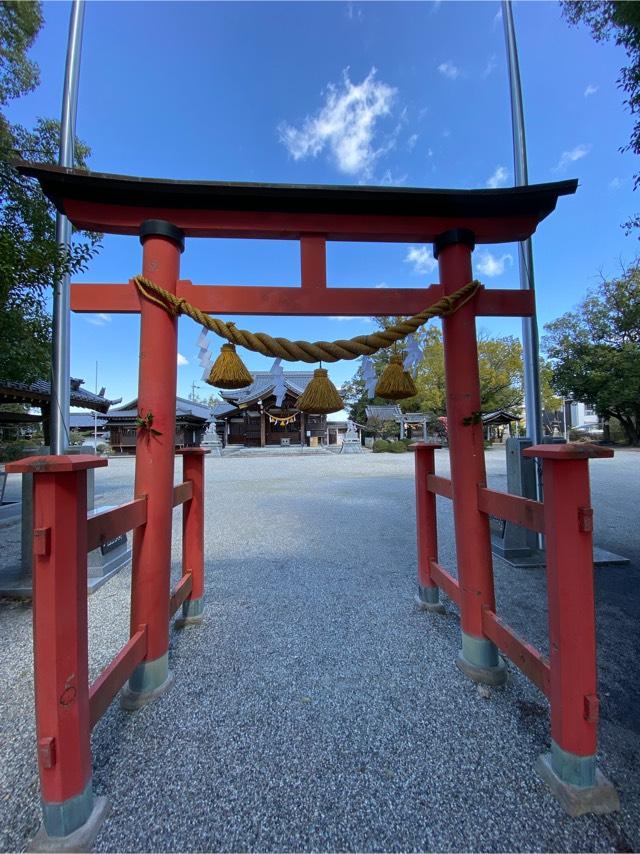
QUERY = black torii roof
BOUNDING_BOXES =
[15,163,578,244]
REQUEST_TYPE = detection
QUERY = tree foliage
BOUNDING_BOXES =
[543,262,640,444]
[562,1,640,232]
[0,2,101,383]
[342,320,540,425]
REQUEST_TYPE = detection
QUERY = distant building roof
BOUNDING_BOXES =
[365,404,403,422]
[106,396,212,423]
[220,371,319,407]
[482,409,520,425]
[212,402,235,418]
[70,413,108,430]
[0,378,119,413]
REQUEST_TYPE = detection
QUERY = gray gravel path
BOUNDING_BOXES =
[0,449,638,852]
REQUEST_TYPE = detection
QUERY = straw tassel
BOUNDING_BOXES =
[296,368,344,414]
[206,343,253,389]
[375,354,417,400]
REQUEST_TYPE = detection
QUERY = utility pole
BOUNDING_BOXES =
[503,0,544,499]
[51,0,85,454]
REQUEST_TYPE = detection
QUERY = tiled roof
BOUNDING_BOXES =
[70,413,108,429]
[106,396,212,423]
[365,404,403,422]
[220,371,318,405]
[0,378,119,414]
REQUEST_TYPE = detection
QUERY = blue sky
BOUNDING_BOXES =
[6,0,639,404]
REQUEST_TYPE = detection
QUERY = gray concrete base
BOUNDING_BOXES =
[175,597,204,628]
[536,752,620,816]
[29,796,109,853]
[415,586,446,614]
[456,633,507,686]
[456,653,507,686]
[120,653,174,711]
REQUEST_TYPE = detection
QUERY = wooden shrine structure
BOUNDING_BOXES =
[218,370,329,447]
[7,162,620,848]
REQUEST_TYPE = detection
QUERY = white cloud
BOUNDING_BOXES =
[437,61,460,80]
[177,353,189,366]
[486,165,508,189]
[378,168,408,186]
[375,282,388,289]
[584,84,598,98]
[278,68,397,178]
[608,177,623,190]
[405,246,438,275]
[407,133,418,151]
[482,54,497,79]
[85,313,111,327]
[427,147,434,158]
[475,251,513,277]
[346,2,363,21]
[493,7,502,26]
[553,144,591,172]
[330,316,374,324]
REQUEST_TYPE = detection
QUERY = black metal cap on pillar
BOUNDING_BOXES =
[139,219,185,253]
[433,228,475,260]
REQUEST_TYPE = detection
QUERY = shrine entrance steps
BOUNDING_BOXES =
[221,444,334,458]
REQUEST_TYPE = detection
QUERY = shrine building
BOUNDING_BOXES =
[217,371,339,447]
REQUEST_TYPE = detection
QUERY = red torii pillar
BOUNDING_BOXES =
[121,220,186,708]
[436,229,505,685]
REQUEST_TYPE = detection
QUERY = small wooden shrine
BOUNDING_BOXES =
[217,371,336,447]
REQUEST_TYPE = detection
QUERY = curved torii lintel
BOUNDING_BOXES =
[17,162,577,244]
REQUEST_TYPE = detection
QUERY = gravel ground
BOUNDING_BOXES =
[0,448,638,852]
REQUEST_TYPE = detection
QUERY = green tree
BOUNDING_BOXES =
[343,321,527,422]
[543,262,640,444]
[562,1,640,232]
[0,2,101,383]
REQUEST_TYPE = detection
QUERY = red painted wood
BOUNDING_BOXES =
[414,444,441,593]
[178,449,208,603]
[169,572,193,618]
[524,442,614,461]
[481,607,551,697]
[427,474,453,500]
[129,232,181,663]
[477,486,545,533]
[70,281,534,318]
[172,481,193,508]
[86,498,147,553]
[88,628,147,730]
[63,198,541,243]
[5,454,107,474]
[31,467,92,805]
[439,242,497,641]
[300,236,326,288]
[537,454,601,757]
[429,560,461,605]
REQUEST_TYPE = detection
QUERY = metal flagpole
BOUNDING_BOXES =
[502,0,543,498]
[51,0,85,455]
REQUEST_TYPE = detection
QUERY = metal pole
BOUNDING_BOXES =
[51,0,85,455]
[502,1,543,496]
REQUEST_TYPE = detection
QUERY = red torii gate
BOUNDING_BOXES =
[9,164,618,848]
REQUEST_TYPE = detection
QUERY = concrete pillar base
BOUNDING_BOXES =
[120,653,174,711]
[29,796,109,853]
[456,633,507,686]
[415,586,446,614]
[175,597,204,628]
[536,752,620,816]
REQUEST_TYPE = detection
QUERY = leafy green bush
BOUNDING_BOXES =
[372,439,391,453]
[388,441,408,453]
[0,440,35,462]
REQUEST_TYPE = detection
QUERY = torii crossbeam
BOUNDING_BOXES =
[20,163,576,317]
